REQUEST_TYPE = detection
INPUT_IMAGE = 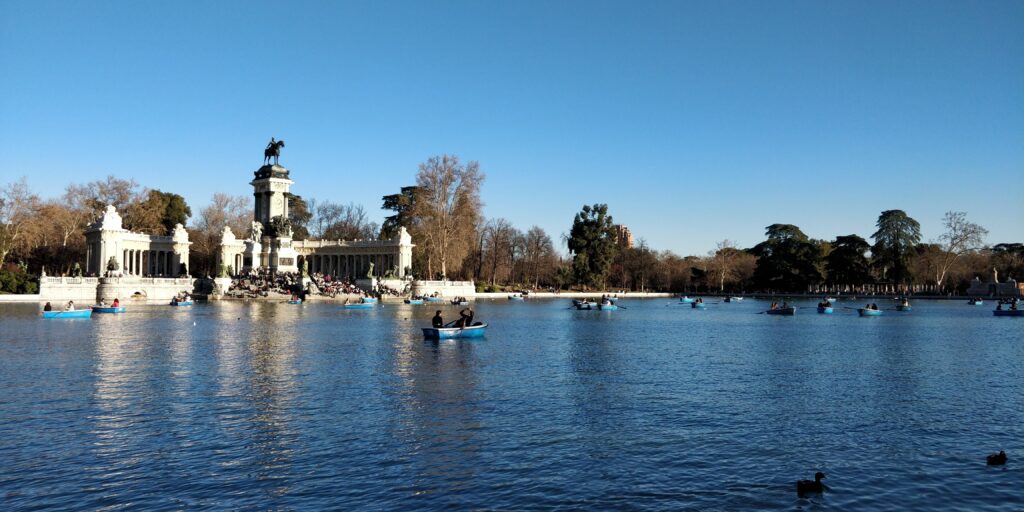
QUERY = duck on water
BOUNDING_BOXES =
[796,472,829,495]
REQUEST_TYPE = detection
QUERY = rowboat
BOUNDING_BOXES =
[598,303,618,311]
[896,304,912,311]
[451,300,469,306]
[858,308,883,317]
[404,298,424,305]
[724,297,743,302]
[766,307,795,316]
[968,299,984,306]
[170,300,193,306]
[574,301,598,310]
[425,296,446,303]
[91,306,126,313]
[817,306,833,314]
[361,297,378,304]
[286,299,303,304]
[679,296,695,303]
[508,294,524,300]
[993,309,1023,317]
[422,323,488,339]
[691,302,706,309]
[343,303,374,309]
[42,310,92,319]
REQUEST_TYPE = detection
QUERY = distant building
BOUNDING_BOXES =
[614,224,634,248]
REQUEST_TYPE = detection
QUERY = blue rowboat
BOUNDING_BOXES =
[598,303,618,311]
[91,306,126,313]
[968,300,984,306]
[42,310,92,319]
[287,299,303,305]
[170,300,193,306]
[574,301,598,310]
[691,302,706,309]
[679,296,695,303]
[724,296,743,303]
[858,308,882,317]
[404,298,424,305]
[766,307,795,316]
[896,304,912,311]
[422,323,487,339]
[451,300,469,306]
[361,297,378,304]
[425,296,446,303]
[343,303,374,309]
[508,295,524,300]
[993,309,1023,317]
[817,306,834,314]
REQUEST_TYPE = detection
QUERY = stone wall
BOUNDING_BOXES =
[410,280,476,298]
[39,276,195,303]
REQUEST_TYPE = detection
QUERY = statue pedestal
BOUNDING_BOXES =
[269,236,299,273]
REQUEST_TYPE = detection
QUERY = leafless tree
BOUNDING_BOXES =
[413,155,484,279]
[933,211,988,289]
[0,178,40,266]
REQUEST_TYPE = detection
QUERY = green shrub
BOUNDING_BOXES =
[0,268,38,294]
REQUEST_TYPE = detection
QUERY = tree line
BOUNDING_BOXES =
[2,161,1021,294]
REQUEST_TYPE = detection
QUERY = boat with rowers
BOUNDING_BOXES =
[42,309,92,319]
[858,304,883,316]
[766,302,795,315]
[422,322,488,339]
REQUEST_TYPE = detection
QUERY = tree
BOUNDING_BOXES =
[0,178,40,267]
[705,240,756,292]
[188,194,252,276]
[932,211,988,289]
[567,204,619,289]
[380,186,419,239]
[286,193,312,240]
[413,155,484,279]
[871,210,921,284]
[825,235,872,288]
[522,226,557,288]
[311,201,379,240]
[481,218,518,286]
[751,224,823,291]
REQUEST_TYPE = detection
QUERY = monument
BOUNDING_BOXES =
[218,139,415,281]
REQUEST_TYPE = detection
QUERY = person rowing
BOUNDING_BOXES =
[432,310,444,328]
[456,307,475,328]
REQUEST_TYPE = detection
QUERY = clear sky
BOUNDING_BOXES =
[2,0,1022,255]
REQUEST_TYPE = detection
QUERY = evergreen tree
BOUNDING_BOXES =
[871,210,921,284]
[567,204,618,289]
[825,234,872,286]
[751,224,823,291]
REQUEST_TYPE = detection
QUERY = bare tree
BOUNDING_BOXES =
[413,155,484,279]
[188,194,252,275]
[522,226,556,288]
[0,178,40,266]
[934,211,988,289]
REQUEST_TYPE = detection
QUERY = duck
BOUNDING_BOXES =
[796,472,828,494]
[987,451,1008,465]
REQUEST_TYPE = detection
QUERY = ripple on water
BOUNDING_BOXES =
[0,300,1022,510]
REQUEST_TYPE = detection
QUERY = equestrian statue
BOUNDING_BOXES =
[264,137,286,165]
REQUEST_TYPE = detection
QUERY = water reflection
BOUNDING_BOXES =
[386,333,482,495]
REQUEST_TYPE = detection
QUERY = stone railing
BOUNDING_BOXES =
[43,276,99,285]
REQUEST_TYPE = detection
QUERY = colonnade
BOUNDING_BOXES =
[121,249,180,277]
[305,253,397,279]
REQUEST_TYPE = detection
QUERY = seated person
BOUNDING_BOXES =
[66,301,75,311]
[457,307,474,328]
[112,298,120,307]
[432,311,444,328]
[43,302,52,312]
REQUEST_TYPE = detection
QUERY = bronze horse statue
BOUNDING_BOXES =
[264,139,285,165]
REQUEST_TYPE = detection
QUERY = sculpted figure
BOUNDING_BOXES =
[250,221,263,241]
[264,138,286,165]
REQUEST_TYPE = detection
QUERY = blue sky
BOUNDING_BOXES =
[2,0,1021,255]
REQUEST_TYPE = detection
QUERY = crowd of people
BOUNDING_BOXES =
[227,270,375,300]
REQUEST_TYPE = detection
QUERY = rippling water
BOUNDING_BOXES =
[1,299,1022,510]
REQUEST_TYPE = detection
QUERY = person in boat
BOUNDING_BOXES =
[65,301,75,311]
[112,298,120,307]
[770,302,778,310]
[432,310,444,328]
[43,302,52,312]
[457,307,475,328]
[996,303,1003,311]
[781,301,790,309]
[98,298,107,307]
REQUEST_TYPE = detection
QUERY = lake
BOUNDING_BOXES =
[1,298,1021,510]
